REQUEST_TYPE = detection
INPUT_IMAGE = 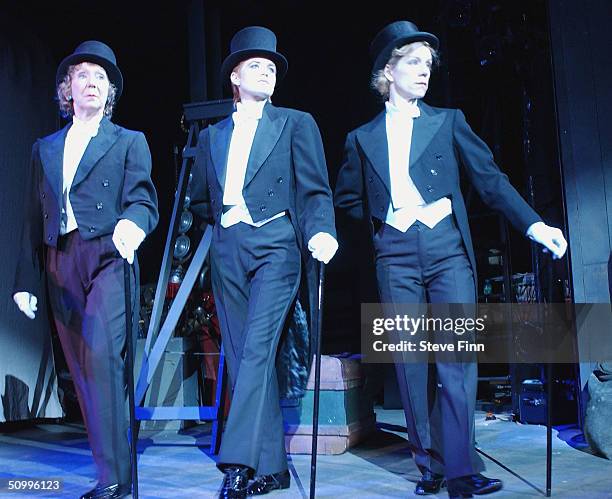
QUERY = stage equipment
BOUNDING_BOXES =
[134,99,233,454]
[173,234,191,261]
[179,210,194,233]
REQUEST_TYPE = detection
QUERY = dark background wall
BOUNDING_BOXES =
[550,0,612,304]
[0,14,64,422]
[549,0,612,390]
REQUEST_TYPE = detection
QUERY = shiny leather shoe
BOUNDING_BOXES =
[446,474,502,498]
[219,466,250,499]
[247,470,290,495]
[80,483,131,499]
[415,471,445,495]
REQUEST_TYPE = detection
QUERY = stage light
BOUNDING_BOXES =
[183,193,191,209]
[174,234,191,260]
[169,265,184,285]
[179,210,193,233]
[167,266,185,298]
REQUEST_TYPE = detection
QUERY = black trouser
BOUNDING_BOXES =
[373,216,485,480]
[47,230,134,487]
[211,216,301,475]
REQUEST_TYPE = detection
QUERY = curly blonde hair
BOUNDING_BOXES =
[56,63,117,118]
[371,41,439,101]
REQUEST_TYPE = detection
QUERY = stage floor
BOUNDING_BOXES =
[1,408,610,498]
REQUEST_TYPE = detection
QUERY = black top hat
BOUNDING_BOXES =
[56,40,123,99]
[220,26,288,83]
[370,21,439,73]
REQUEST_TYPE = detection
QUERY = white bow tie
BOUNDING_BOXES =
[386,101,421,120]
[71,117,101,138]
[232,102,265,126]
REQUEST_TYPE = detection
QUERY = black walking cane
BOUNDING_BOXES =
[123,259,139,499]
[309,262,325,499]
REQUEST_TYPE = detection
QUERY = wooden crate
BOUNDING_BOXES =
[282,355,376,455]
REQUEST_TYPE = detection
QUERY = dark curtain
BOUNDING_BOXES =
[0,14,62,421]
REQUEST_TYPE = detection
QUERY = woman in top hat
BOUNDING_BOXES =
[334,21,566,498]
[190,26,337,499]
[13,40,158,499]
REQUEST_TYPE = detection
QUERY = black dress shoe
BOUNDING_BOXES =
[415,471,445,495]
[80,483,131,499]
[247,470,290,495]
[219,466,250,499]
[446,474,502,498]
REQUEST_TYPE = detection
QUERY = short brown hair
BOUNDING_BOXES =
[371,41,439,100]
[56,63,118,118]
[230,61,245,104]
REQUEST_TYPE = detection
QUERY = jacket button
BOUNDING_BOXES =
[427,185,434,192]
[435,154,443,160]
[268,189,274,197]
[96,202,103,210]
[260,205,266,212]
[102,179,110,187]
[379,206,384,212]
[277,177,283,184]
[368,176,373,183]
[42,192,46,199]
[430,169,438,176]
[211,199,216,205]
[375,192,380,198]
[89,226,96,233]
[44,212,48,219]
[47,235,52,241]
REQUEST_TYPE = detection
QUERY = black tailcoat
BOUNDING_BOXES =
[335,101,542,294]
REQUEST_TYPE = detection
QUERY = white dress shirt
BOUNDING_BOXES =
[221,100,285,228]
[384,100,452,232]
[60,113,103,234]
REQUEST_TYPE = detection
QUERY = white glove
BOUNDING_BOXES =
[13,292,38,320]
[112,219,146,265]
[526,221,567,260]
[307,232,338,265]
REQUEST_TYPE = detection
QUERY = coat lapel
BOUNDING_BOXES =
[209,116,232,188]
[39,125,70,201]
[71,117,121,188]
[243,104,287,187]
[355,112,391,192]
[410,102,445,167]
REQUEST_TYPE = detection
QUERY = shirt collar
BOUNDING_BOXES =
[71,112,104,137]
[233,100,266,125]
[385,99,421,119]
